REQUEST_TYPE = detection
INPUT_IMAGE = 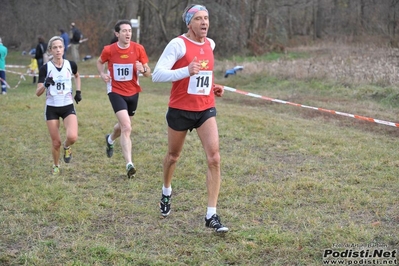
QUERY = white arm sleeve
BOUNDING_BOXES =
[152,38,189,82]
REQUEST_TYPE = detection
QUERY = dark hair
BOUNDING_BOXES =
[60,29,65,33]
[38,35,45,43]
[114,20,132,32]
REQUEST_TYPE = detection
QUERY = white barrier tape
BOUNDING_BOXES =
[6,69,32,76]
[79,74,143,78]
[4,70,398,128]
[0,77,11,88]
[224,86,399,128]
[6,69,144,79]
[6,70,397,128]
[5,65,28,68]
[79,75,101,78]
[1,75,26,89]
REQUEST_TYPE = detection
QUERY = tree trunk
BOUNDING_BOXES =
[248,0,261,41]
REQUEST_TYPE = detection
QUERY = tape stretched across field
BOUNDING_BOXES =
[223,86,399,128]
[4,65,399,128]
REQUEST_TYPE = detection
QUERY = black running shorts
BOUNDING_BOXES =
[166,107,217,131]
[45,104,76,120]
[108,92,139,117]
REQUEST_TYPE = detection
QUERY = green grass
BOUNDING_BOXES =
[0,51,398,265]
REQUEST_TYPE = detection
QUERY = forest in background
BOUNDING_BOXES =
[1,0,399,58]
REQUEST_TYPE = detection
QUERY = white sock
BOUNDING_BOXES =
[206,207,217,219]
[108,135,114,145]
[126,162,133,170]
[162,185,172,196]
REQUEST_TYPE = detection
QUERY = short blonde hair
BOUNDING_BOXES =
[47,36,64,51]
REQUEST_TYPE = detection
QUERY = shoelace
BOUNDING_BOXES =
[160,196,170,211]
[209,217,222,228]
[65,148,72,156]
[161,197,170,208]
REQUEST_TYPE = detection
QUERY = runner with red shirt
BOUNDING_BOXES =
[152,4,228,233]
[97,20,151,179]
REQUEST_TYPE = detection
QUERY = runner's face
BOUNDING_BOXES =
[189,11,209,41]
[50,40,64,59]
[117,24,132,44]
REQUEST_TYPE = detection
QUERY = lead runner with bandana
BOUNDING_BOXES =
[152,4,228,233]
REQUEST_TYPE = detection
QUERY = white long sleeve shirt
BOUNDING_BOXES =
[152,35,215,83]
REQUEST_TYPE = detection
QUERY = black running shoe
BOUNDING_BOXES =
[105,134,114,158]
[159,194,171,217]
[205,214,229,233]
[126,163,136,178]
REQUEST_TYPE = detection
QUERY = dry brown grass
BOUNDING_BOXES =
[217,41,399,87]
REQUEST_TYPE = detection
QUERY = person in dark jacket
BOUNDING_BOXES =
[35,35,48,69]
[69,22,81,62]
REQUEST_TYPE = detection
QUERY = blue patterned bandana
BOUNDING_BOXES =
[182,5,208,26]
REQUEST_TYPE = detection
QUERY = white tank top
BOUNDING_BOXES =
[45,60,74,107]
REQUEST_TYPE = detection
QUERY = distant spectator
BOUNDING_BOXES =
[28,49,38,83]
[35,35,48,69]
[0,37,8,95]
[69,22,81,62]
[60,29,69,59]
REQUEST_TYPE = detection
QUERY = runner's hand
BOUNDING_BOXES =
[44,77,55,88]
[213,84,224,97]
[74,91,82,104]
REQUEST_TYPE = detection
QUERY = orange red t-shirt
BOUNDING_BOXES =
[100,42,149,96]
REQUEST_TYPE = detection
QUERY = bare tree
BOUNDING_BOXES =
[1,0,399,56]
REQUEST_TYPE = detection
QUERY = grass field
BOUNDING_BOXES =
[0,47,398,265]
